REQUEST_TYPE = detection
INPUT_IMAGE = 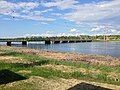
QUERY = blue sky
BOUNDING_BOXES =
[0,0,120,38]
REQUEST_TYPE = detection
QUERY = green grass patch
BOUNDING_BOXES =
[0,50,120,85]
[48,60,120,73]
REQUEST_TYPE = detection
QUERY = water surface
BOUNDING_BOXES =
[2,42,120,57]
[10,42,120,57]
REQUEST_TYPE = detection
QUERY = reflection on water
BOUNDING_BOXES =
[1,42,120,57]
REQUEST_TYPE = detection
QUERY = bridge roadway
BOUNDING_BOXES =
[0,39,92,46]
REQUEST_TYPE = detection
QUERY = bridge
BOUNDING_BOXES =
[0,40,27,46]
[0,39,92,46]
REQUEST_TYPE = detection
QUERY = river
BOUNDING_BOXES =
[1,42,120,57]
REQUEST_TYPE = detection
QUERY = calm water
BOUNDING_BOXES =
[1,42,120,57]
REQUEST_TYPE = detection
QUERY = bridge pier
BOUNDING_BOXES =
[22,41,27,45]
[7,41,11,46]
[45,40,51,44]
[61,41,68,43]
[69,41,75,43]
[76,41,82,43]
[81,40,86,42]
[87,40,92,42]
[53,41,60,44]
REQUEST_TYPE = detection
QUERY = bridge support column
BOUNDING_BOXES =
[45,40,51,44]
[69,41,75,43]
[61,41,68,43]
[81,40,86,42]
[87,40,92,42]
[22,41,27,45]
[54,41,60,44]
[7,41,11,46]
[76,41,81,43]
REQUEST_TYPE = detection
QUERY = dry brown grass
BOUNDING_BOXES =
[0,76,120,90]
[0,46,120,90]
[0,56,32,64]
[0,48,33,64]
[107,72,120,81]
[0,46,120,66]
[39,64,102,76]
[17,70,32,74]
[0,46,120,78]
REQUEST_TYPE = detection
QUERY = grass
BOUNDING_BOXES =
[0,50,120,86]
[1,50,120,73]
[49,60,120,73]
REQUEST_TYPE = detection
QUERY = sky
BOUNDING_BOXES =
[0,0,120,38]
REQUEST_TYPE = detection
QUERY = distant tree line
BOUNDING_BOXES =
[0,35,120,41]
[93,35,120,41]
[25,35,92,41]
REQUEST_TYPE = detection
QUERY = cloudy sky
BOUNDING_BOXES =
[0,0,120,38]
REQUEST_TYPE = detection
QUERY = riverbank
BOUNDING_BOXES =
[1,45,120,66]
[0,46,120,90]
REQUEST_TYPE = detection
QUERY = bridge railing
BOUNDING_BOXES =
[0,39,26,42]
[49,38,92,41]
[0,38,92,42]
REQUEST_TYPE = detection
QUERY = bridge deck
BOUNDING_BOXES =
[0,39,92,45]
[0,40,26,42]
[0,39,92,42]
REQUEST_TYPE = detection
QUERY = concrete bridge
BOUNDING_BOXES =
[0,39,92,46]
[0,40,27,46]
[50,39,92,44]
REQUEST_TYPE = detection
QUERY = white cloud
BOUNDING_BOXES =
[57,33,66,36]
[24,33,42,38]
[41,31,54,37]
[91,28,100,32]
[91,24,120,35]
[0,0,120,36]
[0,1,55,22]
[42,0,78,10]
[110,29,117,33]
[41,8,53,13]
[41,22,48,25]
[24,31,55,37]
[40,29,81,37]
[51,13,62,16]
[108,29,120,35]
[63,0,120,23]
[19,15,55,22]
[56,28,80,36]
[0,1,39,11]
[70,28,77,32]
[91,25,105,32]
[18,2,39,10]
